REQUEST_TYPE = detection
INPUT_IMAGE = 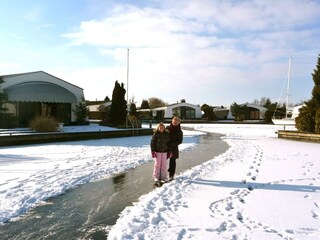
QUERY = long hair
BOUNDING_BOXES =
[153,122,165,133]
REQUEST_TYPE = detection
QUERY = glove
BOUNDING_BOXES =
[152,152,157,158]
[167,152,173,158]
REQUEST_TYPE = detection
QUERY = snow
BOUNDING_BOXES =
[1,123,320,240]
[0,124,198,225]
[108,124,320,240]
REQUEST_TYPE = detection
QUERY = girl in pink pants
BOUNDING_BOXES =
[150,123,172,183]
[152,152,168,181]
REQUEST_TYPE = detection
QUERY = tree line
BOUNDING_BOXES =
[1,55,320,132]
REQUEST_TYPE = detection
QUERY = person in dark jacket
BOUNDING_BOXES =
[166,117,183,180]
[150,122,171,184]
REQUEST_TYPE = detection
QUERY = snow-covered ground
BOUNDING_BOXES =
[0,124,199,225]
[108,124,320,240]
[1,123,320,240]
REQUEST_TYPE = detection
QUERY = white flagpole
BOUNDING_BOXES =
[127,49,129,109]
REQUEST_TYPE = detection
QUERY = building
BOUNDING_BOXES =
[226,103,267,121]
[2,71,84,126]
[87,101,111,121]
[140,99,202,120]
[212,106,229,120]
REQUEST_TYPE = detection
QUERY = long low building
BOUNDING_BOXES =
[138,99,202,121]
[2,71,84,126]
[226,103,267,121]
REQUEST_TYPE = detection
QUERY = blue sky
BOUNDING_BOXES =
[1,0,320,107]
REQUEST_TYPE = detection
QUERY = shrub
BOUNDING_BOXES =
[0,114,18,128]
[264,110,273,123]
[73,96,89,125]
[295,106,315,132]
[30,116,59,132]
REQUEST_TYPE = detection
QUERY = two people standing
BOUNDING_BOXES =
[150,117,183,184]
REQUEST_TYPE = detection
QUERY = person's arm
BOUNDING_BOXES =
[177,130,183,145]
[150,134,156,152]
[150,135,158,158]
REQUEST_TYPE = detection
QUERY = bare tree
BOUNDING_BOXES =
[148,97,166,109]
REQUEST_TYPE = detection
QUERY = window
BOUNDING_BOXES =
[172,106,195,119]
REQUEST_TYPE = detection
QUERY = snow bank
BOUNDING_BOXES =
[108,124,320,240]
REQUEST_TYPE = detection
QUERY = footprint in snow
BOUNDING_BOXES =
[205,228,215,232]
[225,202,234,211]
[304,194,311,199]
[236,211,244,222]
[285,229,295,234]
[311,210,319,219]
[231,189,240,195]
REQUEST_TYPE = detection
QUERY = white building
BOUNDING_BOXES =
[226,103,267,121]
[146,100,202,120]
[2,71,84,126]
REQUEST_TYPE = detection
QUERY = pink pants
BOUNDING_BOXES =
[153,152,168,181]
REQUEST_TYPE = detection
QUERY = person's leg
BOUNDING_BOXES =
[168,157,176,179]
[152,154,161,181]
[158,152,168,181]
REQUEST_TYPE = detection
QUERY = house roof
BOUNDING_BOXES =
[5,81,77,103]
[2,71,83,103]
[2,71,83,90]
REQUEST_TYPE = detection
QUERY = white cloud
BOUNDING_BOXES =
[2,0,319,106]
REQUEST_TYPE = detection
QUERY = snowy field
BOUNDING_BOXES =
[108,124,320,240]
[1,123,320,240]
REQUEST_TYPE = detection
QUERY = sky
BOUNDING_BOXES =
[0,0,320,107]
[1,123,320,239]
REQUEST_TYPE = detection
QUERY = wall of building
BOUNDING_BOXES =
[2,71,84,126]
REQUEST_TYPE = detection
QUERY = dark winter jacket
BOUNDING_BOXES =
[150,130,170,153]
[166,123,183,158]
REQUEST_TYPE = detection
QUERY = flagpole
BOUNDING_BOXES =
[126,48,129,128]
[127,48,129,108]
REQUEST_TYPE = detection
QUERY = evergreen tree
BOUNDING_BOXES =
[201,104,215,120]
[296,55,320,132]
[73,96,89,125]
[129,102,137,116]
[110,81,127,127]
[315,109,320,133]
[140,99,150,109]
[230,102,248,121]
[263,98,284,123]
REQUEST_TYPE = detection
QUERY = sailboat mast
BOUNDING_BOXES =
[286,56,292,118]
